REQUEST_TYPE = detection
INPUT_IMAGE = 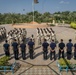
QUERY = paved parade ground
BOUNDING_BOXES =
[0,24,76,75]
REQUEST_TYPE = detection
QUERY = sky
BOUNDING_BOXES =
[0,0,76,14]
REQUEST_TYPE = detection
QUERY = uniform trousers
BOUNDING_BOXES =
[13,49,19,60]
[43,48,48,59]
[50,50,56,60]
[59,49,64,59]
[5,50,10,56]
[43,51,48,59]
[67,49,72,60]
[29,48,34,59]
[74,49,76,59]
[21,50,26,59]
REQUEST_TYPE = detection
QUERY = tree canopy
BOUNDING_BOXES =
[0,11,76,24]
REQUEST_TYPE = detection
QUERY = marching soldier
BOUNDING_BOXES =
[4,27,7,38]
[38,34,42,45]
[58,39,65,59]
[31,34,35,43]
[50,40,56,60]
[3,40,10,56]
[42,39,49,59]
[66,39,73,60]
[12,39,19,60]
[28,39,35,59]
[20,40,26,60]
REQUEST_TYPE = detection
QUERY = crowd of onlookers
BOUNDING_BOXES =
[42,39,76,60]
[3,38,76,60]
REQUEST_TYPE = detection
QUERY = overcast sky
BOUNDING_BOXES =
[0,0,76,14]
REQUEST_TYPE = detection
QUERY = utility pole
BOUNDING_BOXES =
[32,0,39,23]
[32,0,34,22]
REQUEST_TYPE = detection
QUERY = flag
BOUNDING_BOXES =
[34,0,39,4]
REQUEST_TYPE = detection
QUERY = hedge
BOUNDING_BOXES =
[0,56,10,66]
[58,58,71,67]
[70,22,76,29]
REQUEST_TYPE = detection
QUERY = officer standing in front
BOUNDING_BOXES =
[28,39,35,59]
[12,39,19,60]
[20,40,26,60]
[58,39,65,59]
[66,39,73,60]
[74,43,76,60]
[50,40,56,60]
[42,39,49,60]
[3,40,10,56]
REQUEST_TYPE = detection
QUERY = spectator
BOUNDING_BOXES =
[58,39,65,59]
[50,40,56,60]
[66,39,73,60]
[42,39,49,59]
[12,39,19,60]
[28,39,35,59]
[3,40,10,56]
[20,40,26,60]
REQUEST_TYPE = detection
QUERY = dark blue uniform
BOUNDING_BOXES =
[28,41,34,59]
[42,42,49,59]
[74,43,76,59]
[12,42,19,60]
[3,43,10,56]
[20,43,26,60]
[50,42,56,60]
[58,42,65,59]
[66,42,73,59]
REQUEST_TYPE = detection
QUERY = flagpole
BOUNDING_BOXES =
[32,0,34,23]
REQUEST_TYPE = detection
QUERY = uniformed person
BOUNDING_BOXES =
[20,40,26,60]
[38,34,42,45]
[66,39,73,60]
[50,40,56,60]
[74,43,76,60]
[22,35,26,44]
[3,40,10,56]
[58,39,65,59]
[28,39,35,59]
[12,39,19,60]
[42,39,49,59]
[31,34,35,43]
[0,29,2,40]
[3,27,7,38]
